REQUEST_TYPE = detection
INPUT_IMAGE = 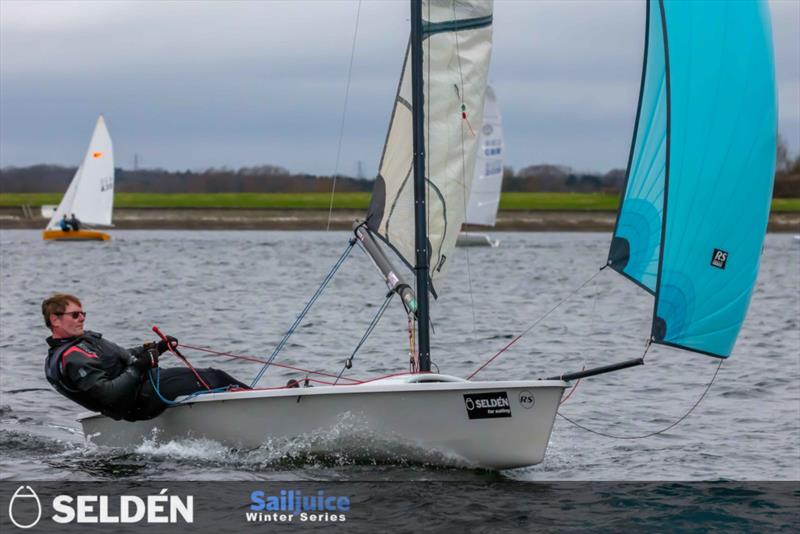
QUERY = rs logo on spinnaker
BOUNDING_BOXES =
[711,248,728,269]
[463,392,512,420]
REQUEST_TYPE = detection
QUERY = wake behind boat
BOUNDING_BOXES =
[79,0,777,470]
[43,115,114,241]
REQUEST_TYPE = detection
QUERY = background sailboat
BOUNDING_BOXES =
[42,115,114,241]
[457,85,503,247]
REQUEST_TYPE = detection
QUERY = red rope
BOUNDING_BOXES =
[181,343,429,389]
[466,334,524,380]
[559,369,584,405]
[357,371,434,384]
[462,115,476,137]
[152,326,211,390]
[178,342,364,384]
[156,338,442,392]
[467,267,608,380]
[247,376,342,391]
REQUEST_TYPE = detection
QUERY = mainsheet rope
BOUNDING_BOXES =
[152,325,211,390]
[147,368,231,406]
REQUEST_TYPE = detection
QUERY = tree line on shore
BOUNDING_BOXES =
[2,149,798,197]
[0,163,630,194]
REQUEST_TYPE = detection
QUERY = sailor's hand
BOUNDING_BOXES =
[133,347,159,372]
[156,336,178,355]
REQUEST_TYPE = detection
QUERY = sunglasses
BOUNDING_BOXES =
[55,311,87,319]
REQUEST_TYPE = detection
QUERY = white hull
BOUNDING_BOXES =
[456,232,499,247]
[80,375,565,469]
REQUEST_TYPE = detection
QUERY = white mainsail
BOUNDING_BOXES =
[464,85,503,227]
[367,0,493,294]
[46,116,114,229]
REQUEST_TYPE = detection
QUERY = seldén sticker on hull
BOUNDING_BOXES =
[464,392,512,419]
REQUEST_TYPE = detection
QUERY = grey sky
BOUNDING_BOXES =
[1,0,798,177]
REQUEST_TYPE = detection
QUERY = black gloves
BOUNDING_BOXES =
[132,347,159,372]
[128,335,177,373]
[156,336,178,355]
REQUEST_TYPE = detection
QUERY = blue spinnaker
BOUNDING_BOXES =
[652,0,777,358]
[609,0,666,294]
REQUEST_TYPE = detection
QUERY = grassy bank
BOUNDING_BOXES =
[1,192,799,212]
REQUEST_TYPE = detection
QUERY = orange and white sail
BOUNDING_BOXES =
[46,115,114,229]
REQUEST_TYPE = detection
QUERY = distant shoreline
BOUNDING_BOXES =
[2,207,798,232]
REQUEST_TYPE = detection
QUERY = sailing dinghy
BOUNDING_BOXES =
[82,1,565,469]
[80,0,776,469]
[457,85,503,247]
[43,116,114,241]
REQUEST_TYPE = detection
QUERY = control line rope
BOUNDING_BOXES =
[334,292,394,385]
[147,368,231,407]
[179,343,362,384]
[559,372,583,405]
[152,325,211,390]
[467,265,607,380]
[557,358,724,439]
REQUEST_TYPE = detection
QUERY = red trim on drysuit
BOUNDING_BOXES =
[61,346,97,370]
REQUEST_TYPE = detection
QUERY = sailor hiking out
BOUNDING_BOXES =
[42,293,248,421]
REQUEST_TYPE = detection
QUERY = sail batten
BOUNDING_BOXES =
[423,15,492,35]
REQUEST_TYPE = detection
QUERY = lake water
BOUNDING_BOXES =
[0,230,798,528]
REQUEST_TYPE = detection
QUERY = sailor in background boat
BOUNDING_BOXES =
[68,214,81,231]
[59,214,71,232]
[42,293,249,421]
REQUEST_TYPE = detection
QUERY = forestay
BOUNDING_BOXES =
[465,85,504,227]
[47,115,114,229]
[609,0,777,358]
[367,0,493,296]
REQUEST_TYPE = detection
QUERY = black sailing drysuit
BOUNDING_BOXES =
[45,330,249,421]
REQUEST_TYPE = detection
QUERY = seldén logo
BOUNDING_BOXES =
[6,486,193,528]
